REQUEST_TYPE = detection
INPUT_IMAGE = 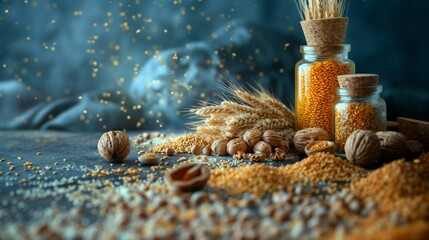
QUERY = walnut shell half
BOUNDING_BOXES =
[376,131,408,161]
[165,163,210,192]
[293,128,330,153]
[345,130,380,167]
[97,131,130,162]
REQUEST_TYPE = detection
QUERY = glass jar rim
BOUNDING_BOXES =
[300,44,351,54]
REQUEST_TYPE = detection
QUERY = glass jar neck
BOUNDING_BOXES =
[336,85,383,101]
[300,44,351,61]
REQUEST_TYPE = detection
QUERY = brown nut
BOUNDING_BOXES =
[345,130,381,167]
[243,129,262,147]
[276,140,289,153]
[97,131,130,162]
[165,147,175,156]
[262,130,283,147]
[211,139,228,156]
[271,148,288,160]
[376,131,408,161]
[253,141,272,156]
[227,138,248,156]
[190,145,202,155]
[293,128,329,153]
[165,163,210,192]
[202,145,212,156]
[249,152,266,161]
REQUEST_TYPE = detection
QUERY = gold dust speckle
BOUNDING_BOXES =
[73,11,83,16]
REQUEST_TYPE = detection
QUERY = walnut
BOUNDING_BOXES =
[262,130,282,147]
[345,130,381,167]
[253,141,272,156]
[227,138,248,156]
[276,140,289,153]
[243,128,262,147]
[97,131,130,162]
[211,139,229,156]
[165,163,210,192]
[376,131,408,161]
[293,128,330,153]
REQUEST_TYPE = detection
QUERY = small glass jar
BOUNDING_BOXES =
[333,85,387,152]
[295,45,355,137]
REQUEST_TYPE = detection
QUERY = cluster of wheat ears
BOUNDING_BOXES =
[189,84,295,143]
[295,0,348,20]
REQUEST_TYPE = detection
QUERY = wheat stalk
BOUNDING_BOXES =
[258,92,295,121]
[196,126,222,136]
[225,114,261,131]
[234,89,265,109]
[295,0,348,20]
[195,106,234,116]
[189,83,295,141]
[255,119,294,132]
[221,101,275,118]
[316,0,325,19]
[205,117,226,126]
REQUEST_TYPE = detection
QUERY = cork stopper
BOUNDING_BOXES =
[338,74,379,88]
[301,18,349,46]
[337,74,380,96]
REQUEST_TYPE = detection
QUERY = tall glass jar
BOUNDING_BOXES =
[333,85,387,152]
[295,45,355,137]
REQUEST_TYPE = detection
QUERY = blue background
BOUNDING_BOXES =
[0,0,428,131]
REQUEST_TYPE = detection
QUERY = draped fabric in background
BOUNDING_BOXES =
[0,0,428,131]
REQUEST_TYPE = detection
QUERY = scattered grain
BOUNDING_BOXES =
[151,134,208,153]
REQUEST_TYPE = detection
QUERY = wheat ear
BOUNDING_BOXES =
[225,114,261,131]
[196,126,222,136]
[221,101,274,118]
[259,92,295,120]
[255,119,294,132]
[195,106,234,116]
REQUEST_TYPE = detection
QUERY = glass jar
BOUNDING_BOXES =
[333,85,387,152]
[295,45,355,137]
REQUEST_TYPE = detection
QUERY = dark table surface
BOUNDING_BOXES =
[2,130,425,240]
[0,130,304,239]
